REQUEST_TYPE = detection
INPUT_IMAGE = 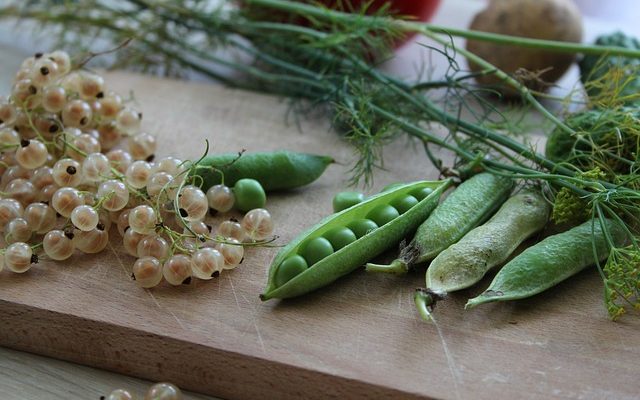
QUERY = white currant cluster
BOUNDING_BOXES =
[103,382,182,400]
[0,50,275,287]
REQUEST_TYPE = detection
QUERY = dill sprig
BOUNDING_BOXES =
[3,0,640,319]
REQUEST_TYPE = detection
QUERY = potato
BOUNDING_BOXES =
[465,0,583,97]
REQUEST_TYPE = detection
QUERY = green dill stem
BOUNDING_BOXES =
[246,0,640,58]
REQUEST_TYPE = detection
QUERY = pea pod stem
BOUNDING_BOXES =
[365,259,409,275]
[414,288,446,322]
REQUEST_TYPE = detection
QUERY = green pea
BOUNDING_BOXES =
[409,187,434,201]
[381,182,404,192]
[274,255,309,287]
[366,204,400,226]
[332,191,365,213]
[347,219,379,238]
[324,227,357,250]
[391,195,419,214]
[301,237,334,266]
[233,178,266,212]
[194,151,334,192]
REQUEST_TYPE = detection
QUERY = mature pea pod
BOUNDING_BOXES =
[414,191,550,320]
[260,179,452,300]
[366,173,513,274]
[465,219,627,308]
[193,151,334,191]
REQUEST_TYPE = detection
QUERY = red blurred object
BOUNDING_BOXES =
[317,0,442,46]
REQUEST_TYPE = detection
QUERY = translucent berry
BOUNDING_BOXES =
[82,152,111,182]
[48,50,71,75]
[146,172,175,199]
[206,185,235,213]
[15,139,48,170]
[105,388,135,400]
[137,235,169,259]
[52,158,82,187]
[123,229,146,257]
[0,103,18,126]
[106,149,133,174]
[129,132,156,161]
[78,72,105,100]
[153,156,185,176]
[128,205,157,235]
[71,205,99,231]
[216,220,246,242]
[42,86,67,113]
[62,99,93,129]
[97,122,123,151]
[68,133,101,161]
[5,217,32,244]
[116,209,131,236]
[5,178,37,205]
[31,58,59,87]
[98,92,123,120]
[43,230,75,260]
[144,383,182,400]
[217,238,244,269]
[0,127,20,149]
[4,242,33,273]
[132,257,163,288]
[73,227,109,253]
[191,248,225,279]
[242,208,274,241]
[51,187,83,217]
[125,160,152,189]
[30,166,54,189]
[177,185,208,222]
[115,107,142,135]
[0,198,24,232]
[163,255,193,286]
[97,180,129,212]
[24,202,57,234]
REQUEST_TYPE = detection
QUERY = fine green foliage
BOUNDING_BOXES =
[580,32,640,105]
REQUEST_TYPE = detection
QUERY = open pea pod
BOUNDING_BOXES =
[260,179,452,300]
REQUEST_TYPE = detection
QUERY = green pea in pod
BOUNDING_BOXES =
[260,179,452,300]
[465,219,627,308]
[366,173,513,274]
[193,151,334,192]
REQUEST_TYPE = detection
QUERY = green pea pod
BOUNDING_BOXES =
[465,219,627,308]
[414,190,550,321]
[193,151,334,191]
[366,173,513,274]
[260,179,452,300]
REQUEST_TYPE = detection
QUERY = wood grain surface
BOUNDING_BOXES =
[1,72,639,400]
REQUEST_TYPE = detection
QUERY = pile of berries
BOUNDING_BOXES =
[0,50,274,287]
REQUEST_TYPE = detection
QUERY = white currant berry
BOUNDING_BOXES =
[43,230,75,260]
[38,184,59,203]
[0,103,18,126]
[24,202,57,234]
[128,132,157,160]
[51,187,83,217]
[30,166,54,189]
[62,99,93,129]
[42,85,67,113]
[177,185,208,222]
[1,166,32,188]
[73,227,109,253]
[106,149,133,174]
[68,133,101,161]
[82,152,111,182]
[146,172,175,199]
[153,156,185,176]
[0,127,20,149]
[115,107,142,135]
[30,58,59,87]
[5,178,37,205]
[132,257,163,288]
[125,160,152,189]
[52,158,82,187]
[216,220,246,242]
[77,72,105,100]
[0,198,23,232]
[48,50,71,75]
[71,205,99,231]
[136,235,169,259]
[98,92,123,120]
[116,209,131,236]
[5,217,32,244]
[15,139,48,170]
[162,255,193,286]
[191,248,225,279]
[242,208,274,241]
[123,229,146,257]
[145,383,182,400]
[12,79,40,109]
[97,180,129,212]
[217,238,244,270]
[4,242,33,273]
[128,205,156,235]
[206,184,235,213]
[97,121,123,151]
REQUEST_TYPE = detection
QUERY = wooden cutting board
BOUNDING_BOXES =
[1,72,639,400]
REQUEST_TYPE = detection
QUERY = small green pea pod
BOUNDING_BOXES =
[465,219,627,308]
[260,179,452,300]
[366,173,513,274]
[414,190,550,320]
[193,151,334,191]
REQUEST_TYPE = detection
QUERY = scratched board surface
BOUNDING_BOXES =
[0,72,639,400]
